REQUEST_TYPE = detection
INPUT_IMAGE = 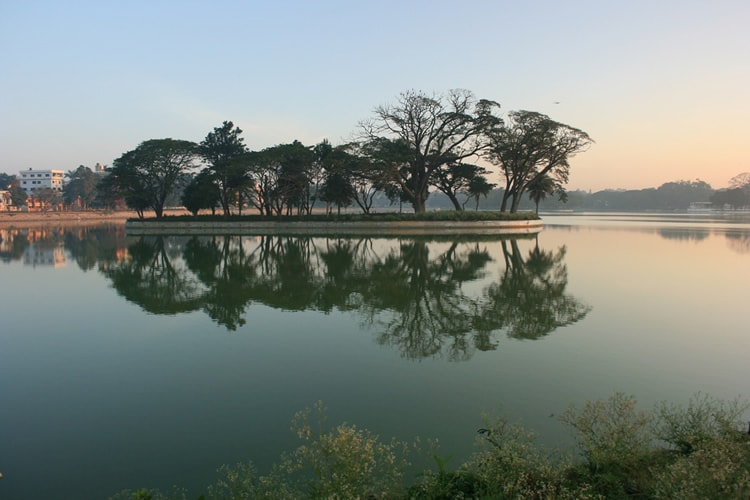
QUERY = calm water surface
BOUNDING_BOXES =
[1,213,748,499]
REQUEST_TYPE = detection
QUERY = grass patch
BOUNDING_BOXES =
[133,210,540,223]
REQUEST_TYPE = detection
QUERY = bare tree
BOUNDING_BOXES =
[360,89,502,213]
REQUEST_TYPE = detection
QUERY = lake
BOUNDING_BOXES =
[1,212,749,499]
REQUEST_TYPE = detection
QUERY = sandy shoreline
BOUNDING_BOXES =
[0,209,190,227]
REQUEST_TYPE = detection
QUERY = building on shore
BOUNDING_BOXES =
[18,168,65,194]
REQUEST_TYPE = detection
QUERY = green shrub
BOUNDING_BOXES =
[206,401,412,499]
[653,392,749,454]
[653,435,750,499]
[108,486,187,500]
[114,393,750,499]
[560,392,652,471]
[463,416,596,499]
[559,392,653,497]
[205,461,260,499]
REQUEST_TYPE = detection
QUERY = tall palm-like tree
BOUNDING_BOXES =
[527,174,556,214]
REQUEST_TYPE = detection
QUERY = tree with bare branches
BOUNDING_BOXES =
[360,89,502,213]
[486,111,592,213]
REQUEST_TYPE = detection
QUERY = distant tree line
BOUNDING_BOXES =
[526,175,750,212]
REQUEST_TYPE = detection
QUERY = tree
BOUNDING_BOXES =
[0,172,14,190]
[274,140,315,215]
[729,172,750,190]
[318,143,358,214]
[487,110,592,212]
[526,174,556,214]
[63,165,100,209]
[111,138,198,218]
[711,188,750,210]
[360,89,502,213]
[198,121,249,217]
[432,162,493,211]
[34,187,61,212]
[465,175,496,211]
[0,173,28,210]
[8,179,27,208]
[182,170,221,216]
[321,170,355,214]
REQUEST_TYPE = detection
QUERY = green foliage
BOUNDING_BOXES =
[139,210,539,223]
[408,453,485,499]
[363,89,502,213]
[64,165,101,208]
[559,392,654,497]
[198,121,248,217]
[182,170,221,216]
[652,434,750,499]
[560,392,653,471]
[464,417,595,499]
[108,486,187,500]
[486,110,592,213]
[203,401,412,499]
[276,400,411,498]
[111,139,198,218]
[653,392,749,454]
[112,393,750,499]
[8,178,28,208]
[205,461,260,499]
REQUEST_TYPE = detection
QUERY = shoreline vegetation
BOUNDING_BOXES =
[0,209,543,235]
[124,211,543,236]
[111,392,750,500]
[0,209,537,223]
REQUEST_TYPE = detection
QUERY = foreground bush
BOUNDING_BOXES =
[112,393,750,499]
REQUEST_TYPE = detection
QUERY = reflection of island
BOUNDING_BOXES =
[658,228,710,242]
[101,233,590,361]
[726,232,750,254]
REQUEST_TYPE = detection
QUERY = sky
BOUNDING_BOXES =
[1,0,748,192]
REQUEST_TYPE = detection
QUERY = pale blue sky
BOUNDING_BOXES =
[1,0,748,190]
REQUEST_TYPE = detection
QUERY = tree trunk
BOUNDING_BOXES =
[447,192,463,211]
[510,193,522,213]
[412,197,426,213]
[500,191,511,212]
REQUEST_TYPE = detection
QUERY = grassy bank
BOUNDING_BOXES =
[136,210,540,223]
[112,392,750,499]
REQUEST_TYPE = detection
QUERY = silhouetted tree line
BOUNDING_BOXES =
[58,89,593,218]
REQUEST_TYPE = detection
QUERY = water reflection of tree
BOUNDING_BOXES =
[725,232,750,254]
[361,240,494,361]
[477,240,590,340]
[64,225,130,271]
[101,234,590,360]
[102,236,207,315]
[658,228,710,242]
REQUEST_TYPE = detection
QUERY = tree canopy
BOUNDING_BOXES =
[198,121,248,217]
[110,138,198,218]
[360,89,503,213]
[486,110,593,213]
[63,165,100,209]
[105,89,598,215]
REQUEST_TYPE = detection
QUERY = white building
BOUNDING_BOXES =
[18,168,65,194]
